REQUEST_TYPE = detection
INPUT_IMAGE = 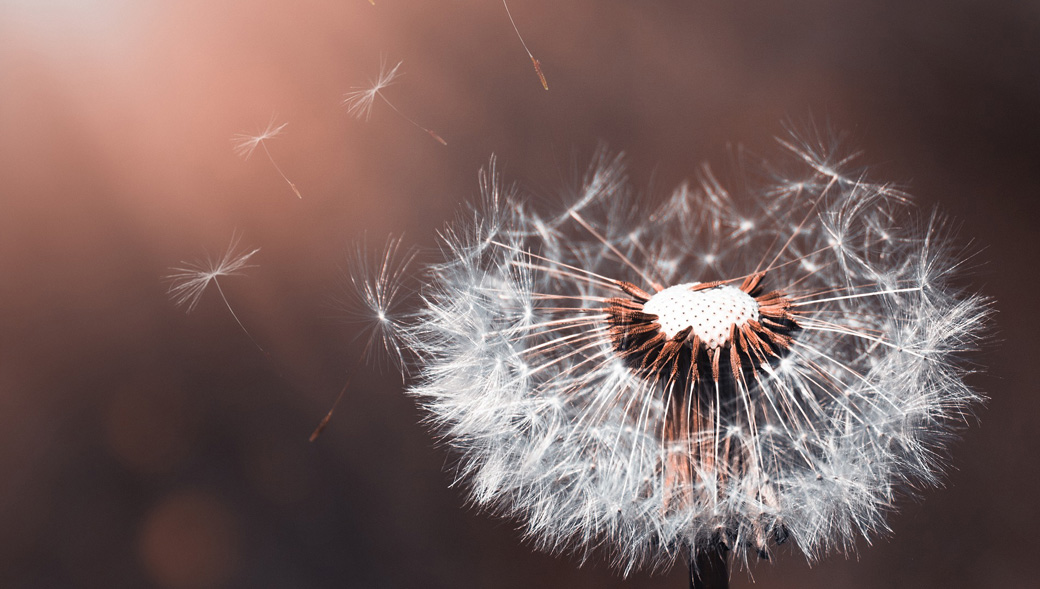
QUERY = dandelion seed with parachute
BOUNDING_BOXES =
[342,60,448,146]
[165,234,265,353]
[341,236,418,371]
[310,237,418,441]
[231,118,303,199]
[502,0,549,90]
[362,135,989,587]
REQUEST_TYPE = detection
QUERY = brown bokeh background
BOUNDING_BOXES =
[1,1,1037,587]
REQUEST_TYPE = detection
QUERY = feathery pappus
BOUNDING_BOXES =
[165,234,266,353]
[348,136,988,582]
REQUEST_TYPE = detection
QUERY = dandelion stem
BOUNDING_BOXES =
[689,547,728,589]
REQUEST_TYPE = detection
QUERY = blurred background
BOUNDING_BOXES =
[0,0,1037,587]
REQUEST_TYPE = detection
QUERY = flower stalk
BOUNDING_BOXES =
[690,547,728,589]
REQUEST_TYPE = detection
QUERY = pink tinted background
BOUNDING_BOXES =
[0,1,1037,587]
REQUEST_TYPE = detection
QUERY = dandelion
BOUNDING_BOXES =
[342,59,448,146]
[382,137,988,586]
[232,118,302,199]
[502,0,549,90]
[166,234,265,352]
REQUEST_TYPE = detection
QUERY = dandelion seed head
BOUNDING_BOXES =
[393,136,988,574]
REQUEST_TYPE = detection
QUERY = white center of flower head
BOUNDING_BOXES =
[642,283,759,348]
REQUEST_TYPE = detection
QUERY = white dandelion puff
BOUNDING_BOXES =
[378,136,989,585]
[165,234,265,352]
[342,59,448,146]
[232,117,303,199]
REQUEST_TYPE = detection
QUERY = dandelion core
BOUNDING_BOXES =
[604,271,796,387]
[642,283,759,346]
